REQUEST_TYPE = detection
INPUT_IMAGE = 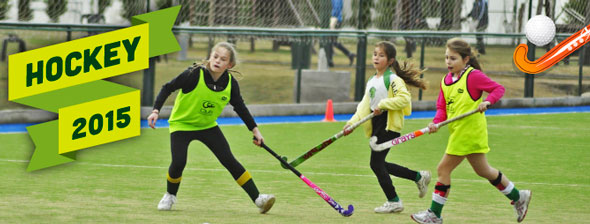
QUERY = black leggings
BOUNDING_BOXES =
[168,126,246,181]
[370,130,419,200]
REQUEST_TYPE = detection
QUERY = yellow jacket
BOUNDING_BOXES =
[346,74,412,137]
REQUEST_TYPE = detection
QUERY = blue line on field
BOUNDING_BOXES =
[1,106,589,133]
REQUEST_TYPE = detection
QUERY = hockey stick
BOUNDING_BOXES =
[285,113,375,168]
[259,141,354,217]
[370,108,480,151]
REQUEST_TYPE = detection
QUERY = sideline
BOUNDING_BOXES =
[1,106,590,133]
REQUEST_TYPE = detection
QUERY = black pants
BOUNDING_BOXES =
[331,42,351,58]
[326,37,353,66]
[370,114,418,200]
[404,37,416,58]
[475,25,487,54]
[475,34,485,54]
[168,126,246,182]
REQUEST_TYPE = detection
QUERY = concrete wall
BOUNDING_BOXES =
[293,70,351,103]
[2,96,589,124]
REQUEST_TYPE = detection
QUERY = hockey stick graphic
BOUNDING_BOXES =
[513,24,590,74]
[285,113,375,168]
[259,141,354,217]
[370,108,480,151]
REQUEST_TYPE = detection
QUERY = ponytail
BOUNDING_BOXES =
[468,51,482,71]
[376,41,427,90]
[447,37,483,71]
[391,60,427,90]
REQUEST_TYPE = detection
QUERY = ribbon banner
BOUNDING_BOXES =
[8,6,181,171]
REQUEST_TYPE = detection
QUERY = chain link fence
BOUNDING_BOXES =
[0,0,589,109]
[0,1,586,30]
[1,0,588,45]
[1,0,588,53]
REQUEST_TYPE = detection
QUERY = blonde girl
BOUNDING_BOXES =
[148,42,275,213]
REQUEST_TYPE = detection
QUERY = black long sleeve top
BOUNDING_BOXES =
[153,66,257,131]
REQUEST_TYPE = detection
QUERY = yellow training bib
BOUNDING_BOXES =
[440,67,489,156]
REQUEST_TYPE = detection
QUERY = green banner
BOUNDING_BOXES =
[7,6,181,171]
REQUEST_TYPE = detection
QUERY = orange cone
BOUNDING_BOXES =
[322,99,336,122]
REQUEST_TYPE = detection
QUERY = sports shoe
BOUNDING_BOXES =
[416,171,431,198]
[255,194,275,214]
[374,200,404,213]
[157,192,176,211]
[411,209,442,224]
[511,190,532,222]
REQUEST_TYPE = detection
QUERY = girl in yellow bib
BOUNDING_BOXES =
[411,38,531,224]
[344,41,430,213]
[147,42,275,213]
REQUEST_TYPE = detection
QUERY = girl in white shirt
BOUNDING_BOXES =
[344,41,429,213]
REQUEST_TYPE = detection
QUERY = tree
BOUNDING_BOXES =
[438,0,455,30]
[192,0,210,26]
[347,0,373,29]
[120,0,144,22]
[18,0,33,21]
[175,0,191,25]
[563,0,590,65]
[98,0,112,15]
[375,0,396,30]
[0,0,9,20]
[46,0,67,23]
[155,0,172,10]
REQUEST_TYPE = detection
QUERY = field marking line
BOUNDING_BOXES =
[2,111,589,134]
[487,124,586,130]
[1,158,589,188]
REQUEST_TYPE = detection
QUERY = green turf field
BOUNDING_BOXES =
[1,113,589,223]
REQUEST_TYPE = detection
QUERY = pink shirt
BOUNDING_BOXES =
[433,69,505,123]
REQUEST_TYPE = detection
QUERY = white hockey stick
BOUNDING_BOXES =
[370,108,480,151]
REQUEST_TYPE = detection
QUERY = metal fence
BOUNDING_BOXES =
[1,0,587,30]
[0,0,589,109]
